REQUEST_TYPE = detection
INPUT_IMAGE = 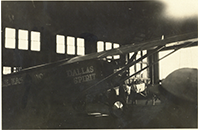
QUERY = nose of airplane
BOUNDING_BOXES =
[161,68,197,103]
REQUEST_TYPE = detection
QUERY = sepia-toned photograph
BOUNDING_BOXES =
[2,0,198,129]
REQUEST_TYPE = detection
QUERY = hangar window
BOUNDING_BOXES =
[105,42,112,50]
[159,46,198,79]
[56,35,65,54]
[129,50,148,78]
[18,29,28,50]
[5,27,16,49]
[77,38,85,55]
[129,52,135,76]
[67,36,75,55]
[13,67,22,73]
[3,66,11,75]
[105,42,113,60]
[97,41,104,52]
[141,50,148,78]
[31,31,40,51]
[113,43,120,59]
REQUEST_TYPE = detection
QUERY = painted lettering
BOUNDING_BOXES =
[35,73,43,79]
[3,77,23,87]
[67,70,73,77]
[73,73,96,84]
[66,66,94,77]
[90,66,94,73]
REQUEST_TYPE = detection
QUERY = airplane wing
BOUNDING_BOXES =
[61,31,197,65]
[18,31,197,72]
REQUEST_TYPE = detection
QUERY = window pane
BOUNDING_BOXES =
[97,41,104,52]
[77,38,84,47]
[129,52,135,58]
[113,43,120,48]
[57,35,64,44]
[130,66,135,76]
[5,28,15,49]
[67,45,75,55]
[136,63,141,72]
[31,31,40,51]
[5,28,15,38]
[142,50,147,55]
[57,44,65,54]
[13,67,22,73]
[19,29,28,39]
[77,47,85,55]
[114,55,120,59]
[67,36,75,54]
[136,53,141,60]
[105,42,112,50]
[141,64,148,78]
[3,66,11,75]
[107,56,112,59]
[19,40,28,50]
[31,31,40,41]
[114,43,120,59]
[5,39,15,49]
[77,38,85,55]
[67,36,75,46]
[129,52,135,76]
[18,30,28,50]
[56,35,65,53]
[31,41,41,51]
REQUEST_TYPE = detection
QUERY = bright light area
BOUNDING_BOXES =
[159,46,198,79]
[136,63,141,72]
[67,36,75,55]
[129,51,148,78]
[161,0,198,19]
[114,101,123,109]
[141,64,148,78]
[5,27,15,49]
[31,31,40,51]
[141,50,148,78]
[166,38,198,47]
[129,52,135,76]
[56,35,65,54]
[135,83,146,93]
[113,43,120,59]
[77,38,85,55]
[107,56,112,59]
[113,43,119,48]
[18,29,28,50]
[3,66,11,75]
[136,53,141,72]
[97,41,104,52]
[113,55,120,59]
[13,67,21,72]
[105,42,112,50]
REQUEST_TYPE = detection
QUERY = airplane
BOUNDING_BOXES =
[2,31,198,128]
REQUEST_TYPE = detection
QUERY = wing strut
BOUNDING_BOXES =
[118,39,197,86]
[74,45,165,101]
[73,40,196,111]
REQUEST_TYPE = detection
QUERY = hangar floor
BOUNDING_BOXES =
[3,100,168,129]
[3,93,197,129]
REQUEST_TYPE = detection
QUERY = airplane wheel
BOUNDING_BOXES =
[110,100,125,117]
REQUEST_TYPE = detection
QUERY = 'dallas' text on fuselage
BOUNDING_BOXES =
[66,66,96,84]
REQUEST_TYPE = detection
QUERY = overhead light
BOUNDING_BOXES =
[160,0,198,19]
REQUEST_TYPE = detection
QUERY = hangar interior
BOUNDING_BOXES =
[2,1,198,129]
